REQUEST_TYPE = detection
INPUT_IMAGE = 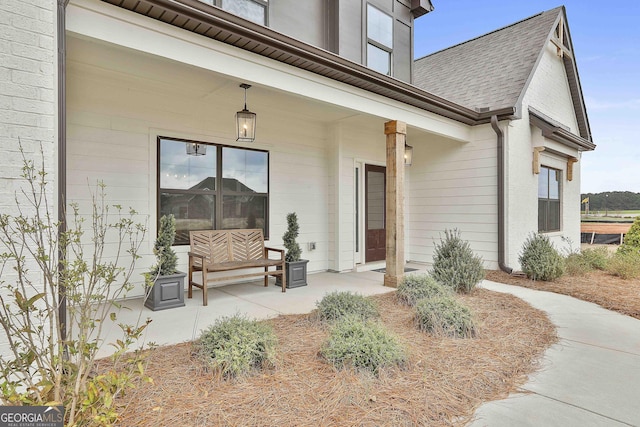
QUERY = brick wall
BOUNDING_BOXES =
[0,0,57,355]
[0,0,56,204]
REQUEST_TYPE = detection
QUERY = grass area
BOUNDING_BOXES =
[108,291,556,426]
[581,216,635,223]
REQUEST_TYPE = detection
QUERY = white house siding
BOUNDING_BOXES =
[66,36,333,298]
[0,0,57,356]
[406,126,499,269]
[505,41,583,267]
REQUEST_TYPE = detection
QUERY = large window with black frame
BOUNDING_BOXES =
[538,165,561,232]
[158,137,269,245]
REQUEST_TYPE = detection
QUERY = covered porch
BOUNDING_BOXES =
[97,264,427,358]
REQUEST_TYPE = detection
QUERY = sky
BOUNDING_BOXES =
[414,1,640,194]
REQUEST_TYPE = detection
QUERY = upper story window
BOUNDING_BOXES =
[538,166,561,232]
[366,4,393,75]
[159,137,269,245]
[220,0,268,25]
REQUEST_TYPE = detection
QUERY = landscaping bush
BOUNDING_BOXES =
[396,273,451,306]
[316,291,379,322]
[618,216,640,255]
[415,295,477,338]
[518,234,565,281]
[196,314,277,378]
[564,253,592,276]
[431,229,485,293]
[581,247,611,270]
[320,315,406,375]
[606,251,640,280]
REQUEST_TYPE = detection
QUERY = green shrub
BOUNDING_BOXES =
[606,251,640,280]
[618,216,640,255]
[320,315,406,375]
[564,253,592,276]
[431,229,485,293]
[316,291,379,322]
[415,295,477,338]
[518,233,565,281]
[196,314,277,378]
[397,273,451,306]
[581,247,610,270]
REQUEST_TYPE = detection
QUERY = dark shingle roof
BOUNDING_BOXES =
[413,7,563,112]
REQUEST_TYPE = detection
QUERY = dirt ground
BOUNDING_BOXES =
[110,290,556,427]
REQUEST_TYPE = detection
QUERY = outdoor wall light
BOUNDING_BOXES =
[404,143,413,166]
[186,142,207,156]
[236,83,256,142]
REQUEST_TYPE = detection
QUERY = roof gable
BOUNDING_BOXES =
[414,7,592,141]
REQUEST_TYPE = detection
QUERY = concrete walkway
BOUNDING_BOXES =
[469,280,640,427]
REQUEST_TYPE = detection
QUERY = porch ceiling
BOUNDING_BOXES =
[67,35,365,126]
[98,0,516,126]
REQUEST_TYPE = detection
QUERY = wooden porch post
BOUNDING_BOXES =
[384,120,406,288]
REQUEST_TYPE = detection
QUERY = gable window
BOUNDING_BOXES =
[158,137,269,245]
[538,166,561,232]
[220,0,268,25]
[366,4,393,75]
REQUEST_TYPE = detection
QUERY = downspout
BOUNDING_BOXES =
[57,0,68,344]
[491,115,513,274]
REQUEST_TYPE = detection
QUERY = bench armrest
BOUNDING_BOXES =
[188,251,206,260]
[264,246,285,261]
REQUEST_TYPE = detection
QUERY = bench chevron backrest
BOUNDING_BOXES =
[189,229,266,265]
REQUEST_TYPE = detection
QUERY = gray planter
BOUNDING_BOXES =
[276,259,308,288]
[144,271,186,311]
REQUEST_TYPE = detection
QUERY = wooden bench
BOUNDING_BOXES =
[188,229,286,306]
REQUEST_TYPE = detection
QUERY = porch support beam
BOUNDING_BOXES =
[384,120,406,288]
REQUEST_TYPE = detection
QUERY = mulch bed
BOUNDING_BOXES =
[110,289,556,426]
[486,270,640,320]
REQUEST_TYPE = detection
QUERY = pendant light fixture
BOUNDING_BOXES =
[186,142,207,156]
[236,83,256,142]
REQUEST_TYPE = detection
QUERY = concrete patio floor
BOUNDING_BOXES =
[97,267,420,358]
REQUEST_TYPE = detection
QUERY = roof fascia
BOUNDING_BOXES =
[529,108,596,151]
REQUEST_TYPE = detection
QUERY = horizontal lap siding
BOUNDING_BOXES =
[67,42,330,298]
[407,128,498,268]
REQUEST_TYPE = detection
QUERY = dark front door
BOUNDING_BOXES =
[365,165,386,262]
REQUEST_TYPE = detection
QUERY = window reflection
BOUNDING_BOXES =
[158,138,269,244]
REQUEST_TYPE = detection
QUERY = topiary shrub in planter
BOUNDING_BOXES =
[396,273,451,306]
[144,214,185,311]
[195,314,277,379]
[431,229,485,293]
[315,291,379,322]
[320,315,406,375]
[618,216,640,255]
[276,212,308,288]
[519,233,565,281]
[415,295,477,338]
